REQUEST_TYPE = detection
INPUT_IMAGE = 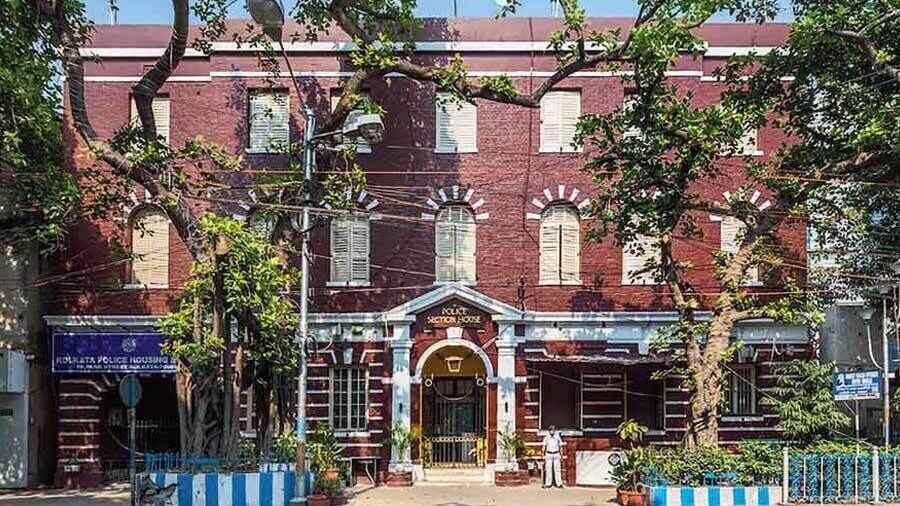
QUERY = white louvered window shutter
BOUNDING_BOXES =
[331,217,351,283]
[131,207,169,287]
[559,91,581,152]
[330,93,372,154]
[131,97,170,144]
[622,92,642,139]
[248,91,289,153]
[720,216,759,285]
[350,216,370,283]
[435,211,456,282]
[622,235,660,285]
[435,206,476,282]
[540,205,580,284]
[435,93,477,153]
[540,92,562,152]
[455,213,477,283]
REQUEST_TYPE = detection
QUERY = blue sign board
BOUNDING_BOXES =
[833,370,881,401]
[52,332,175,374]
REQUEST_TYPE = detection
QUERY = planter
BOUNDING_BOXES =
[384,471,413,487]
[617,489,648,506]
[494,470,527,487]
[330,495,349,506]
[307,495,330,506]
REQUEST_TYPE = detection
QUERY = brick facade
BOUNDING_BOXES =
[48,17,807,487]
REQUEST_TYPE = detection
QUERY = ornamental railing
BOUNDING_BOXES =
[421,435,487,468]
[784,449,900,503]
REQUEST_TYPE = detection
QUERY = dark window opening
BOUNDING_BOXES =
[540,369,580,430]
[626,365,665,431]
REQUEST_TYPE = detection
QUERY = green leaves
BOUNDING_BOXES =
[764,360,851,444]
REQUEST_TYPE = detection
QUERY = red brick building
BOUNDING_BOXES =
[48,18,808,487]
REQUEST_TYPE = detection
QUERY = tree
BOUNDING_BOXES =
[159,215,300,458]
[25,0,898,450]
[764,360,850,445]
[576,0,900,445]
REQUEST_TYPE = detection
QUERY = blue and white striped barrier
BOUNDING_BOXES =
[142,471,298,506]
[648,486,783,506]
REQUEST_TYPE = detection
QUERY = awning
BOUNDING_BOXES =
[525,352,670,366]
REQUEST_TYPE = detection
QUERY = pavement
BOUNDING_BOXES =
[0,483,616,506]
[349,484,618,506]
[0,484,129,506]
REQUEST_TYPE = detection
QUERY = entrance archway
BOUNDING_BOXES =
[416,341,491,468]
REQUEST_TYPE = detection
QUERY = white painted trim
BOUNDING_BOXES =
[326,281,371,287]
[84,75,212,82]
[412,338,495,381]
[45,315,160,327]
[81,43,777,57]
[80,48,206,58]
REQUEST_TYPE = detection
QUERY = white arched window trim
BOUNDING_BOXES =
[127,206,170,289]
[435,205,477,284]
[539,204,581,285]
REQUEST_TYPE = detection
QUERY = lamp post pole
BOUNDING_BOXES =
[294,106,316,503]
[884,298,891,447]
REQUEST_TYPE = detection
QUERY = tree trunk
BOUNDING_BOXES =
[684,312,735,447]
[176,360,192,455]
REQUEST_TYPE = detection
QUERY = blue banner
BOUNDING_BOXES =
[52,332,175,374]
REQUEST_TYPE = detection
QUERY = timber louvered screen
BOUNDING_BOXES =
[539,205,581,284]
[330,215,370,285]
[435,93,477,153]
[622,234,660,285]
[130,97,170,144]
[435,206,476,283]
[248,90,289,153]
[130,207,169,287]
[540,90,581,152]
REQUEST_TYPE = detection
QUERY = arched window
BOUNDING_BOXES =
[331,214,370,286]
[435,205,476,283]
[130,207,169,287]
[539,204,581,285]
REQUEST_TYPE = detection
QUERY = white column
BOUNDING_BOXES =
[496,328,518,469]
[390,325,413,470]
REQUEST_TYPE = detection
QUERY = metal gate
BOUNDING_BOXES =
[422,378,486,468]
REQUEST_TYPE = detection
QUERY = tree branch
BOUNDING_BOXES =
[829,21,900,85]
[132,0,190,141]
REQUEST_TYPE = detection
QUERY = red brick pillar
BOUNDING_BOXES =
[55,377,106,488]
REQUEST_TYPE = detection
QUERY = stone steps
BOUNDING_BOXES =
[417,468,492,486]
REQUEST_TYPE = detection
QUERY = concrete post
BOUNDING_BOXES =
[496,337,518,470]
[390,327,412,470]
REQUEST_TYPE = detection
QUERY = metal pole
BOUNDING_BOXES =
[294,106,315,503]
[885,298,891,447]
[129,407,136,506]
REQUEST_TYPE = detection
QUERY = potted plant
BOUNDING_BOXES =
[308,475,340,506]
[307,424,343,481]
[495,426,526,486]
[382,423,416,486]
[611,420,652,506]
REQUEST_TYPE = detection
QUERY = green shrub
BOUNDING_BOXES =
[657,445,737,486]
[735,441,782,485]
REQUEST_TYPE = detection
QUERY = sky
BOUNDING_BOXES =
[84,0,793,25]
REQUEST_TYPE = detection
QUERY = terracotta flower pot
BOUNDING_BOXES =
[617,489,648,506]
[308,494,330,506]
[494,470,525,487]
[330,495,349,506]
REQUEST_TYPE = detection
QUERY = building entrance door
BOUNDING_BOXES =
[422,377,486,468]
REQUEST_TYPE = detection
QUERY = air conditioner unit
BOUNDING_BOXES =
[0,350,26,393]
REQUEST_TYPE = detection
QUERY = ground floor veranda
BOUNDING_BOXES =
[43,284,808,488]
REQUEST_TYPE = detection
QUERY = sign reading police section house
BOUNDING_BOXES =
[833,370,881,401]
[425,302,483,328]
[52,332,175,374]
